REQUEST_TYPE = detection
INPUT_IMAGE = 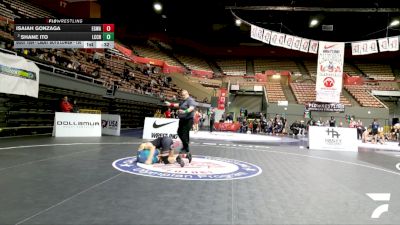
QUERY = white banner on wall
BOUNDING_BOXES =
[351,42,361,55]
[316,41,345,103]
[249,23,400,56]
[142,117,180,140]
[308,126,358,152]
[0,52,40,98]
[300,38,310,52]
[292,37,302,50]
[368,40,378,54]
[378,38,389,52]
[270,32,279,46]
[262,29,271,44]
[101,114,121,136]
[284,35,294,49]
[308,40,319,54]
[53,112,102,137]
[388,36,399,51]
[276,33,286,47]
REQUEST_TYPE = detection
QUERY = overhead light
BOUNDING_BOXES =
[153,2,162,12]
[390,19,400,27]
[235,19,242,26]
[310,19,319,27]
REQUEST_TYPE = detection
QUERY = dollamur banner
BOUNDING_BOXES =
[0,52,40,98]
[316,41,345,103]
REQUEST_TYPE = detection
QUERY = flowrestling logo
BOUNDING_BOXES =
[112,155,262,181]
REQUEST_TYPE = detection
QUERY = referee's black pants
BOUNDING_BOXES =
[178,118,193,152]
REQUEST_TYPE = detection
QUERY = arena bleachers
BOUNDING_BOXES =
[175,53,212,72]
[355,63,395,80]
[254,59,301,75]
[216,59,246,76]
[265,83,287,103]
[290,83,352,106]
[343,63,360,76]
[303,60,317,77]
[131,44,180,66]
[0,2,19,20]
[344,84,394,108]
[3,0,54,18]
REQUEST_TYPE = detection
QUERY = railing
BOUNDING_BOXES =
[35,61,106,86]
[0,48,16,55]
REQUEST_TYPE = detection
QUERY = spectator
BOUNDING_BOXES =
[92,67,101,79]
[329,116,336,127]
[60,96,73,112]
[209,108,215,133]
[349,117,357,128]
[72,99,80,113]
[371,119,380,144]
[164,108,171,118]
[356,120,365,140]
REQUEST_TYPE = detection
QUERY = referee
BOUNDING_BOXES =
[165,89,196,162]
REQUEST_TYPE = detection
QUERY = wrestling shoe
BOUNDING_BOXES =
[176,155,185,167]
[186,152,192,163]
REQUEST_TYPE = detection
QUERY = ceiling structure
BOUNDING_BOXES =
[99,0,400,59]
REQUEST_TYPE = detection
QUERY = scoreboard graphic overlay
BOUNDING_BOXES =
[14,19,114,49]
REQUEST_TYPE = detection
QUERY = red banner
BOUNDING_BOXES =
[218,88,227,110]
[214,122,241,132]
[114,42,132,57]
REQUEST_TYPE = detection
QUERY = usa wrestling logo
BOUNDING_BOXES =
[112,155,262,181]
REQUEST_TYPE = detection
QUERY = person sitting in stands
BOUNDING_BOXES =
[91,67,101,79]
[164,108,172,118]
[60,96,73,112]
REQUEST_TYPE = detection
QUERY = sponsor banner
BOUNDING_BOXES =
[284,35,294,49]
[388,36,399,51]
[308,126,358,152]
[101,114,121,136]
[262,29,271,44]
[308,40,319,54]
[112,155,262,181]
[300,38,310,52]
[0,52,40,98]
[292,36,302,50]
[316,41,345,103]
[307,102,344,112]
[53,112,101,137]
[378,38,389,52]
[142,117,179,140]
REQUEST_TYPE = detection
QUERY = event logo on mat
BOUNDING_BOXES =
[112,155,262,181]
